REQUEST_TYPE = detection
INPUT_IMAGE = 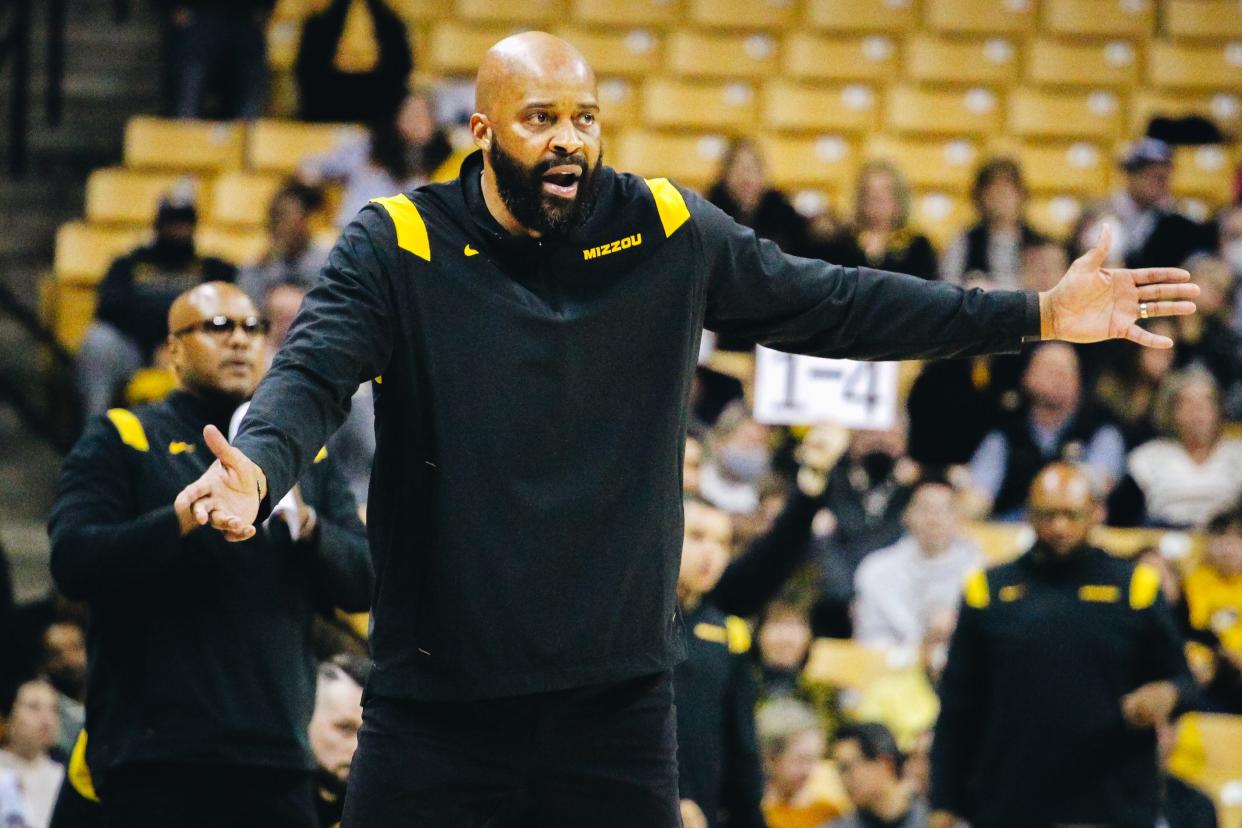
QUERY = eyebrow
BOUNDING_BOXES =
[521,100,600,110]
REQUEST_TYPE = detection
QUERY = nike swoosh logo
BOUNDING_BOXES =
[464,244,479,257]
[169,441,195,455]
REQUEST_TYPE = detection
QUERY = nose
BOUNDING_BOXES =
[549,119,583,157]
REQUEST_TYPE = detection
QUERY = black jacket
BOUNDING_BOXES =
[233,150,1040,702]
[48,391,371,790]
[931,544,1195,827]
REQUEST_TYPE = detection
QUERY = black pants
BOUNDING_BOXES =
[342,670,681,827]
[99,764,315,828]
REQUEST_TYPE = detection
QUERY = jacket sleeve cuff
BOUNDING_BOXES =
[1021,290,1043,343]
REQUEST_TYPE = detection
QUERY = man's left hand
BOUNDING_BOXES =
[1041,223,1198,348]
[1121,680,1179,728]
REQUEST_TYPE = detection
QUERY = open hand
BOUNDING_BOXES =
[1042,223,1198,348]
[173,424,265,542]
[1121,680,1178,728]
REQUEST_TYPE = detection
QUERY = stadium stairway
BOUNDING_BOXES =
[0,2,162,601]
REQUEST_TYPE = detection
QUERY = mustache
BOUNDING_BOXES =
[533,155,588,177]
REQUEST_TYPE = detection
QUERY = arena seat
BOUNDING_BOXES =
[48,281,99,351]
[85,168,203,227]
[1127,89,1242,140]
[1010,142,1110,196]
[551,27,662,77]
[195,226,269,268]
[757,134,857,192]
[922,0,1036,37]
[664,30,779,80]
[568,0,680,28]
[1025,38,1140,88]
[1170,145,1239,206]
[454,0,560,24]
[642,78,756,132]
[1027,195,1085,241]
[613,130,725,188]
[803,639,902,690]
[596,78,642,126]
[902,34,1020,87]
[762,81,878,135]
[383,0,452,22]
[963,521,1032,565]
[802,0,916,34]
[862,136,981,194]
[208,172,286,229]
[686,0,796,31]
[1147,40,1242,92]
[53,222,145,284]
[123,117,245,173]
[247,119,363,175]
[1007,88,1122,142]
[1168,712,1242,821]
[425,22,516,76]
[884,85,1002,139]
[782,33,900,83]
[1040,0,1154,40]
[1165,0,1242,42]
[911,191,973,250]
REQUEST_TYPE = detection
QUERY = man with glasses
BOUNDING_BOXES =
[48,282,371,828]
[930,462,1195,828]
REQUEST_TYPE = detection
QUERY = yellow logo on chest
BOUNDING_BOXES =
[582,233,642,261]
[168,441,195,455]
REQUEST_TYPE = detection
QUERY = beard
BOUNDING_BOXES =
[488,135,602,238]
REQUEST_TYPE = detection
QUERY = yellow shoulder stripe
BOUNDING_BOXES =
[313,446,328,464]
[370,194,431,261]
[642,177,690,238]
[725,615,751,655]
[964,569,990,609]
[693,622,728,645]
[105,408,149,452]
[1130,563,1161,610]
[68,729,99,802]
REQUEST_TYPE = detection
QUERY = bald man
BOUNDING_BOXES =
[176,33,1196,826]
[930,463,1195,828]
[48,282,371,828]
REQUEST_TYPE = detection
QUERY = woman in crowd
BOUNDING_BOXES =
[756,698,844,828]
[940,158,1045,289]
[708,139,810,256]
[1093,317,1179,448]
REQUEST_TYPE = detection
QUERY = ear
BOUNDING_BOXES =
[469,113,492,151]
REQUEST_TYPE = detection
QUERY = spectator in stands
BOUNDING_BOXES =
[237,181,330,305]
[0,678,63,828]
[38,616,86,760]
[708,139,809,258]
[309,656,367,828]
[295,0,412,125]
[48,283,372,827]
[852,480,982,649]
[0,770,29,828]
[941,158,1044,290]
[1109,367,1242,528]
[756,697,841,828]
[302,89,454,227]
[827,723,928,828]
[700,402,773,515]
[1220,202,1242,282]
[1175,254,1242,415]
[1185,507,1242,665]
[1093,317,1178,448]
[930,463,1194,828]
[1021,237,1069,293]
[262,281,309,348]
[684,434,704,496]
[812,161,937,281]
[1110,138,1212,270]
[76,189,236,418]
[159,0,272,119]
[968,342,1125,519]
[1156,718,1219,828]
[675,498,766,828]
[754,600,814,701]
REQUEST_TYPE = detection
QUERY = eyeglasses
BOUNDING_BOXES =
[172,315,270,339]
[1029,507,1091,523]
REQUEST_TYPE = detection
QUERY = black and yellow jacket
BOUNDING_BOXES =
[48,390,371,793]
[930,544,1195,827]
[233,149,1040,702]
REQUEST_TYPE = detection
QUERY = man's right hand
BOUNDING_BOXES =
[174,424,265,542]
[929,810,960,828]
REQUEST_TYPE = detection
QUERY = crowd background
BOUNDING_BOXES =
[1,0,1241,826]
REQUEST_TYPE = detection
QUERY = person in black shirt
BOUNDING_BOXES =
[48,282,371,828]
[177,32,1198,828]
[826,723,929,828]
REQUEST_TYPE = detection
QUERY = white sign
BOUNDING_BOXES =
[753,347,898,428]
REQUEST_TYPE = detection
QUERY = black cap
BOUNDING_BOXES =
[155,180,198,225]
[1121,137,1173,172]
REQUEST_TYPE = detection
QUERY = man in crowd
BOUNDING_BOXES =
[238,181,331,305]
[309,655,368,828]
[177,31,1197,826]
[0,679,63,828]
[1110,137,1212,270]
[931,463,1195,827]
[48,282,371,826]
[827,723,928,828]
[76,189,236,418]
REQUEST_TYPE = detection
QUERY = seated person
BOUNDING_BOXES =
[1185,507,1242,665]
[76,189,235,418]
[309,655,368,828]
[824,723,929,828]
[237,181,331,304]
[940,158,1045,290]
[754,600,815,701]
[0,678,63,828]
[757,697,843,828]
[700,402,773,516]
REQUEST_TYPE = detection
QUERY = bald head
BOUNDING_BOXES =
[167,281,267,403]
[475,32,595,118]
[168,282,253,334]
[1029,463,1097,557]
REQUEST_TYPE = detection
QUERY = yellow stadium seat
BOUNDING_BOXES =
[863,136,982,194]
[196,225,269,267]
[50,281,100,351]
[884,85,1002,138]
[757,134,857,192]
[1007,88,1122,142]
[247,119,363,175]
[783,33,900,83]
[1027,195,1085,240]
[911,191,973,250]
[902,35,1020,86]
[267,18,301,72]
[208,172,286,228]
[1040,0,1154,40]
[686,0,796,30]
[552,27,661,77]
[383,0,453,22]
[271,0,328,20]
[1025,38,1141,88]
[763,81,878,135]
[1171,145,1239,206]
[803,639,901,690]
[1128,89,1242,139]
[664,31,779,79]
[963,521,1033,565]
[425,22,519,76]
[923,0,1036,36]
[612,130,726,189]
[803,0,915,34]
[596,78,642,127]
[53,222,146,284]
[642,78,756,132]
[1011,142,1110,196]
[1147,40,1242,91]
[124,117,245,173]
[454,0,561,24]
[569,0,680,27]
[1166,0,1242,41]
[85,168,203,227]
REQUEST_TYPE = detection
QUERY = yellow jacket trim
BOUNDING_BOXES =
[1079,585,1120,603]
[1130,563,1161,610]
[725,615,751,655]
[643,178,690,238]
[105,408,149,452]
[68,729,100,802]
[964,570,990,609]
[694,622,728,645]
[314,446,328,464]
[371,194,431,261]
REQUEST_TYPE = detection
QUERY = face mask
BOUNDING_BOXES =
[860,450,895,482]
[718,445,769,483]
[928,643,948,674]
[153,235,195,264]
[1224,238,1242,275]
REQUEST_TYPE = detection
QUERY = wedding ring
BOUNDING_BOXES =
[1139,302,1149,320]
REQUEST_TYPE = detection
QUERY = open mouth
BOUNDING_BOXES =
[541,165,582,199]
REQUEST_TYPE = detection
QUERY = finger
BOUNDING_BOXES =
[1092,220,1112,265]
[1140,300,1198,318]
[1136,283,1201,301]
[1114,267,1191,286]
[223,525,256,543]
[193,499,213,525]
[207,508,240,531]
[1125,324,1175,349]
[202,424,249,472]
